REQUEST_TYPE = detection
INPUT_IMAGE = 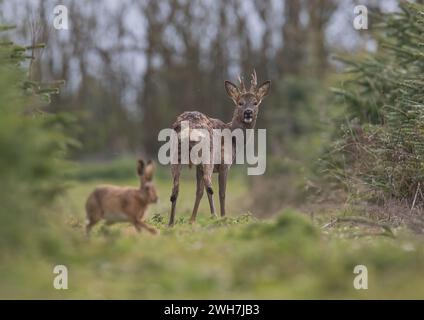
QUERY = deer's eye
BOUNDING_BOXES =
[238,101,244,106]
[253,101,258,105]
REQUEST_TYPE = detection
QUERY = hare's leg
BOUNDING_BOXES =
[132,218,142,232]
[85,195,103,235]
[86,219,100,235]
[138,221,159,235]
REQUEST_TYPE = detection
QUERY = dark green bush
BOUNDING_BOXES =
[323,3,424,204]
[0,28,72,252]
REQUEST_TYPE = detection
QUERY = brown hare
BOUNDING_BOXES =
[85,160,159,235]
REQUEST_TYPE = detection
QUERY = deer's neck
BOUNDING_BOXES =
[227,115,256,159]
[228,115,256,132]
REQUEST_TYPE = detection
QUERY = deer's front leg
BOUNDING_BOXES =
[218,165,228,217]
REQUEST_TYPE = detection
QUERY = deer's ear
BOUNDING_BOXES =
[144,160,155,181]
[137,159,145,176]
[224,81,240,102]
[256,80,271,100]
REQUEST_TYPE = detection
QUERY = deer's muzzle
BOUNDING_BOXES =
[243,109,254,123]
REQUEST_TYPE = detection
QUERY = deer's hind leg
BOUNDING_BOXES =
[218,165,229,217]
[169,163,181,227]
[202,163,216,217]
[189,166,205,224]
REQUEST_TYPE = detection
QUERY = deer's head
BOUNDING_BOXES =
[225,70,270,127]
[137,159,158,203]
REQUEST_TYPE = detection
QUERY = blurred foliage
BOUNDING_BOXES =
[0,27,74,252]
[1,0,338,157]
[251,76,335,214]
[67,156,146,182]
[67,156,249,184]
[322,2,424,205]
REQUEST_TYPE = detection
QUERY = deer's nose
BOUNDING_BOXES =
[243,109,254,121]
[244,109,253,117]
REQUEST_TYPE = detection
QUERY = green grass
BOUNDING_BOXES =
[2,160,424,299]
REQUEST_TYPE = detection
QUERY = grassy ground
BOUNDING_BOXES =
[1,158,424,299]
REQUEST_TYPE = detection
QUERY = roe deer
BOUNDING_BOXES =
[168,70,270,226]
[85,160,159,235]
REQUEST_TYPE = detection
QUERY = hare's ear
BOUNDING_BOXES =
[144,160,155,181]
[137,159,145,177]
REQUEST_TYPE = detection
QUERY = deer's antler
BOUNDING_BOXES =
[237,75,247,93]
[249,69,257,93]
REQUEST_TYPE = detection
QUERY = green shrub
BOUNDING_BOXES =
[323,3,424,204]
[0,28,72,252]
